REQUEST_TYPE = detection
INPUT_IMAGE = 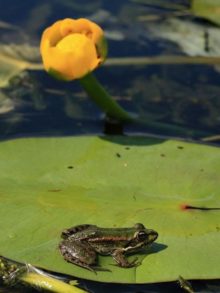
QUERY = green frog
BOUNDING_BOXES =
[59,223,158,272]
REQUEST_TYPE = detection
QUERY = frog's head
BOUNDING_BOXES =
[136,229,158,244]
[134,223,158,245]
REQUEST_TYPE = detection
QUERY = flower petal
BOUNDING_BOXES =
[40,18,107,80]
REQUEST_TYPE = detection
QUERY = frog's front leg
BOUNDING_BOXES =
[59,239,97,272]
[112,249,140,268]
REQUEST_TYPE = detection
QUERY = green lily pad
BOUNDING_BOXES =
[0,136,219,283]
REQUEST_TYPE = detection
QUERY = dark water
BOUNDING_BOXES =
[0,0,220,292]
[0,0,219,143]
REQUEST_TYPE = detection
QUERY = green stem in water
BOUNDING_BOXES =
[79,72,133,122]
[79,73,209,138]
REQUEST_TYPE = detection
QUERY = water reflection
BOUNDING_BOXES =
[0,0,219,143]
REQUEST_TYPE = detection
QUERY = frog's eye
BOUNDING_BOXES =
[137,231,148,241]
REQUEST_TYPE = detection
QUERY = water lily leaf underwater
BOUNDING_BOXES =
[0,44,42,88]
[0,136,219,284]
[191,0,220,26]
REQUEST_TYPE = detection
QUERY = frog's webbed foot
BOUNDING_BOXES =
[61,250,96,273]
[68,263,110,274]
[127,257,141,268]
[92,266,111,272]
[74,261,97,274]
[112,250,141,268]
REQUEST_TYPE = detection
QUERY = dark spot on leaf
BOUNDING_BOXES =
[67,166,74,169]
[133,195,136,201]
[180,204,188,210]
[180,203,220,211]
[48,189,61,192]
[177,146,184,149]
[160,153,166,157]
[125,147,130,150]
[116,153,121,158]
[200,169,204,172]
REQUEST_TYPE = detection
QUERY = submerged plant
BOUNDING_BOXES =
[0,256,88,292]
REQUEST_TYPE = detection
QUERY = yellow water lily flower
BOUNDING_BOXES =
[40,18,107,80]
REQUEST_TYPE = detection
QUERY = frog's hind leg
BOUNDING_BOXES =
[59,240,97,273]
[66,256,97,273]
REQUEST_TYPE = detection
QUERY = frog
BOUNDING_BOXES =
[59,223,158,272]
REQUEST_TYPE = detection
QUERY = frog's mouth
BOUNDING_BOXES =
[148,230,158,244]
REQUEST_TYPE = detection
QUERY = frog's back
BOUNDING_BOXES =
[61,224,97,239]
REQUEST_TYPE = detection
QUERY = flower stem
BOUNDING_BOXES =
[79,73,209,138]
[79,72,133,122]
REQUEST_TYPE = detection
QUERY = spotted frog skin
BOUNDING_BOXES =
[59,223,158,272]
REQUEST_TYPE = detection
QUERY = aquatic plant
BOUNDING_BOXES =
[40,18,107,80]
[40,18,132,121]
